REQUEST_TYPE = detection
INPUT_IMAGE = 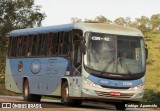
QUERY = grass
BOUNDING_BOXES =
[143,33,160,105]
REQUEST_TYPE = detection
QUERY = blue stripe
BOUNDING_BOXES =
[88,75,143,88]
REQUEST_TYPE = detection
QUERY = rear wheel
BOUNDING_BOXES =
[32,94,41,102]
[23,79,33,101]
[115,103,126,110]
[23,80,41,102]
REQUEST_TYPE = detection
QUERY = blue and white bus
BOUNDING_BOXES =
[5,23,148,110]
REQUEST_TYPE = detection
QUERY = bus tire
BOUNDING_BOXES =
[61,82,72,105]
[115,103,126,110]
[23,79,34,101]
[72,100,82,106]
[33,95,41,102]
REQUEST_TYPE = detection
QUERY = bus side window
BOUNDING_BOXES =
[26,36,32,57]
[8,37,12,57]
[62,32,70,55]
[52,33,58,55]
[17,36,23,57]
[47,33,52,56]
[31,35,38,56]
[22,36,27,57]
[37,34,42,56]
[41,34,48,56]
[57,32,62,55]
[10,37,17,57]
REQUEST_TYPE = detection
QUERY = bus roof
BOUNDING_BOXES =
[9,23,143,37]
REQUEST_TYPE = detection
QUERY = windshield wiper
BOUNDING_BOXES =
[101,58,115,74]
[101,57,132,75]
[118,57,132,74]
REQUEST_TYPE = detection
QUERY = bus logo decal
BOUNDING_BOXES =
[46,59,57,75]
[18,61,23,72]
[31,60,41,74]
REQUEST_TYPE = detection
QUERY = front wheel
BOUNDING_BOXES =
[61,82,72,105]
[61,82,82,106]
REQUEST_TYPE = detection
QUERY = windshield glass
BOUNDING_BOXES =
[84,32,145,75]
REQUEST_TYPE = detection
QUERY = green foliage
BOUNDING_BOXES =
[144,33,160,103]
[71,14,160,36]
[71,17,82,23]
[150,14,160,30]
[0,0,46,77]
[95,15,112,23]
[114,17,126,26]
[143,89,160,105]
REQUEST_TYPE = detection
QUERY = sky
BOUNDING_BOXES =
[34,0,160,26]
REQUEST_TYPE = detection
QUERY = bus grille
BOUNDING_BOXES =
[96,91,133,98]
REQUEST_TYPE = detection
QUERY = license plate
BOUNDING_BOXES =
[109,92,121,96]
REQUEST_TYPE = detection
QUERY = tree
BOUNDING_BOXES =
[125,17,132,26]
[114,17,126,26]
[71,15,112,24]
[0,0,46,77]
[150,14,160,30]
[95,15,112,23]
[135,16,151,34]
[71,17,82,23]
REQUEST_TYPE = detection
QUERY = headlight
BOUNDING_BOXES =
[129,83,144,90]
[83,77,102,88]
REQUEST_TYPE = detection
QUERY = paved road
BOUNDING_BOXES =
[0,96,159,111]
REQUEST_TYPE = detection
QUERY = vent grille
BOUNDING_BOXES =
[96,91,134,98]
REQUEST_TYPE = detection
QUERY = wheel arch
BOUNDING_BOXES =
[61,77,72,96]
[23,77,29,92]
[61,78,68,86]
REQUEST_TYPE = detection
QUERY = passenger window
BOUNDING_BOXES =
[58,32,62,55]
[8,37,12,57]
[31,35,38,56]
[41,34,48,56]
[22,36,27,56]
[47,33,52,56]
[10,37,17,57]
[26,36,32,57]
[18,36,23,56]
[52,33,58,55]
[62,32,70,55]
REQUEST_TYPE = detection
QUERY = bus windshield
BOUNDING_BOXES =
[84,32,145,75]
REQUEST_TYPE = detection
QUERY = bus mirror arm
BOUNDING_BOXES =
[145,48,148,59]
[145,44,148,59]
[80,40,86,55]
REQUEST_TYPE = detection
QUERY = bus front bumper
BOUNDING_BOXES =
[81,87,144,103]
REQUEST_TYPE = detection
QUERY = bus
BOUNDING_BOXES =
[5,23,148,110]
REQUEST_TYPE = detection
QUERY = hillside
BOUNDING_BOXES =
[143,33,160,103]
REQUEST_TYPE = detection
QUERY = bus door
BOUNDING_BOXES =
[71,30,82,97]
